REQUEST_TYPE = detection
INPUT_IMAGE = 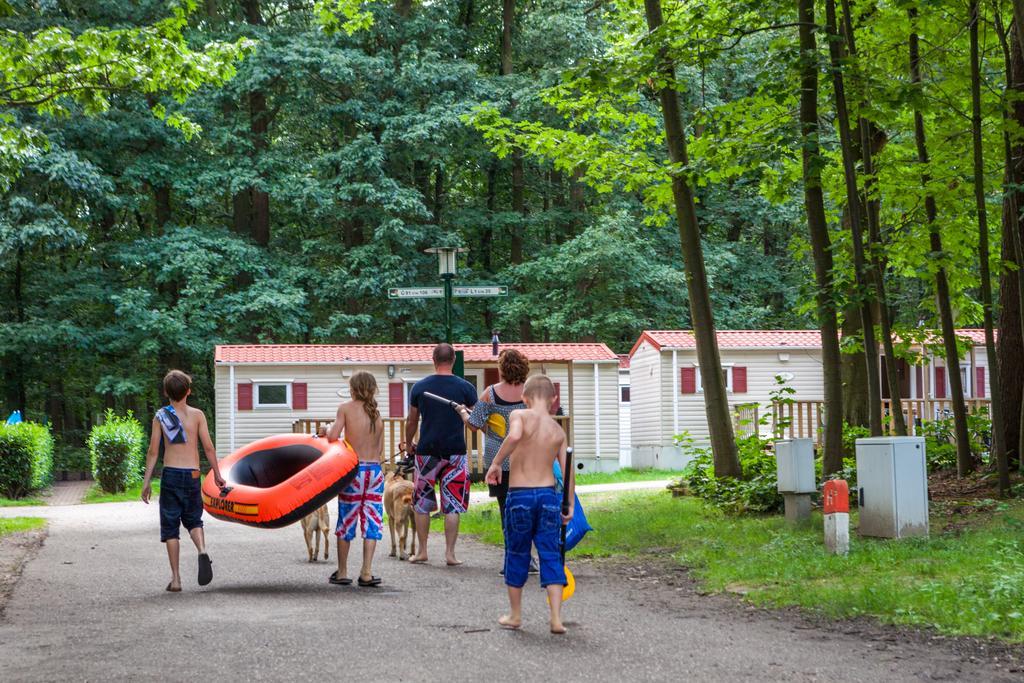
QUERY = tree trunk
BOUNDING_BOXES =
[994,10,1024,471]
[909,7,974,476]
[838,0,905,435]
[970,0,1009,493]
[11,247,26,416]
[234,0,271,247]
[153,185,172,229]
[501,0,514,76]
[483,162,497,332]
[798,0,844,475]
[643,0,741,478]
[1006,3,1024,471]
[433,166,445,225]
[501,0,530,340]
[824,0,882,435]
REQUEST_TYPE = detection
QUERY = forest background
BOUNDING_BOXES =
[3,0,1023,480]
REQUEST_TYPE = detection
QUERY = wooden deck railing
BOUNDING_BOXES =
[292,415,572,474]
[769,398,991,443]
[732,403,761,438]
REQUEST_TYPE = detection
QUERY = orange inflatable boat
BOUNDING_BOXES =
[202,434,358,528]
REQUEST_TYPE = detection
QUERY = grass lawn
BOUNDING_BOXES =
[82,480,160,504]
[453,489,1024,642]
[469,468,680,492]
[0,517,46,537]
[0,494,47,507]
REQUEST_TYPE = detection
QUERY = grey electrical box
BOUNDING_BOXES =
[775,438,816,493]
[855,436,929,538]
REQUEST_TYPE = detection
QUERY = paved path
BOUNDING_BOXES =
[2,499,1019,681]
[41,480,92,506]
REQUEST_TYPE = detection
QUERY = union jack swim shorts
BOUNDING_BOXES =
[413,454,470,515]
[336,462,384,541]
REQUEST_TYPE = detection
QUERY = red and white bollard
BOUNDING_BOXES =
[823,479,849,556]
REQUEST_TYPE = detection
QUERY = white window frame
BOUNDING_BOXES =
[695,364,734,394]
[253,381,293,409]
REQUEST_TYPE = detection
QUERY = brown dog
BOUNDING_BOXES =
[301,505,330,562]
[384,470,416,560]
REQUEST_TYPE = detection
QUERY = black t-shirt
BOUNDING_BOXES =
[410,374,478,457]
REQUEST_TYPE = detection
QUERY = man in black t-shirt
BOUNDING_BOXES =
[402,343,477,565]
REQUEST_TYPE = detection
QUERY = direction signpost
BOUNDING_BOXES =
[389,247,508,345]
[387,285,509,300]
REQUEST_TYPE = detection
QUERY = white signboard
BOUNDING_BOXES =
[453,286,508,297]
[388,287,443,299]
[388,285,509,299]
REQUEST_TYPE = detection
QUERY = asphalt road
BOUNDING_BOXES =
[0,500,1017,682]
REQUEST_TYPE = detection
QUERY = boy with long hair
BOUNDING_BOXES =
[327,371,385,587]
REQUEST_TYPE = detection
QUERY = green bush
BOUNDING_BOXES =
[919,408,991,472]
[841,422,870,459]
[677,433,783,514]
[88,411,145,493]
[0,422,55,498]
[53,445,91,473]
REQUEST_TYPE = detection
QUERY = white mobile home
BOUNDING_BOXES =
[628,329,992,468]
[214,342,622,472]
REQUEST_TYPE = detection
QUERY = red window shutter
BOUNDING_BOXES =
[551,382,561,414]
[293,382,307,410]
[681,367,696,394]
[733,366,747,393]
[237,383,253,411]
[484,368,499,388]
[915,366,923,399]
[388,383,405,419]
[934,367,946,399]
[975,367,986,398]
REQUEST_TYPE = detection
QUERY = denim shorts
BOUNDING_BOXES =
[159,467,204,542]
[503,486,566,589]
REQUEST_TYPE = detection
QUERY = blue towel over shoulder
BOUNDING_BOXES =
[156,406,187,445]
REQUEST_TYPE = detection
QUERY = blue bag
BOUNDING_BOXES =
[553,461,593,553]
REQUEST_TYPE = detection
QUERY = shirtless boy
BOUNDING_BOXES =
[141,370,226,592]
[485,375,574,634]
[327,371,386,587]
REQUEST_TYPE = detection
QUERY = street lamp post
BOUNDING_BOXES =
[425,246,467,344]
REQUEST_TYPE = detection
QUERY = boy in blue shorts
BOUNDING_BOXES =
[486,375,574,634]
[141,370,225,592]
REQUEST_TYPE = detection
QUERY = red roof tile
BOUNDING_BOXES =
[617,354,631,369]
[629,329,991,357]
[215,343,618,365]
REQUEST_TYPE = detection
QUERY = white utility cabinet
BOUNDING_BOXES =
[775,438,816,493]
[855,436,928,538]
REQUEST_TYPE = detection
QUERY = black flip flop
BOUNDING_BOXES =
[357,575,382,587]
[198,553,213,586]
[329,571,352,586]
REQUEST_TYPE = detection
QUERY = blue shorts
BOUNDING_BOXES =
[503,486,567,589]
[159,467,204,542]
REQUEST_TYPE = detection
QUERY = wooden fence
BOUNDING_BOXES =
[770,398,991,444]
[292,415,572,474]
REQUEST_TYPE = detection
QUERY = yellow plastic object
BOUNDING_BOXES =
[547,565,575,604]
[487,413,508,438]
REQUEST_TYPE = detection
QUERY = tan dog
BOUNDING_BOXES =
[301,505,330,562]
[384,470,416,560]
